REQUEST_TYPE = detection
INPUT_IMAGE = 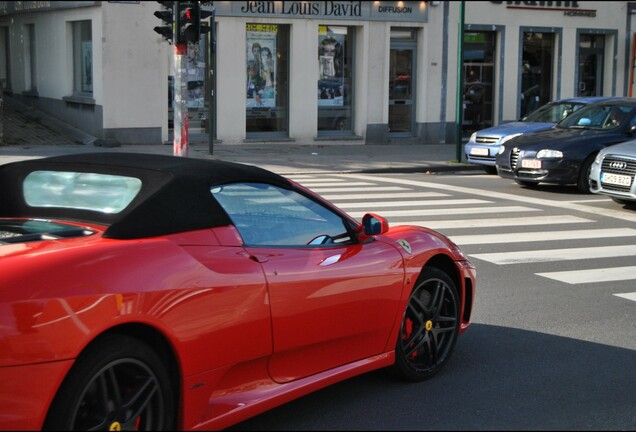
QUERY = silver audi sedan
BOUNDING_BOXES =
[589,139,636,205]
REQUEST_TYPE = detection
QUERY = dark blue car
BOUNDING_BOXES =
[464,96,612,174]
[496,98,636,193]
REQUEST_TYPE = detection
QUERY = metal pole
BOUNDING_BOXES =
[174,42,189,157]
[208,4,215,155]
[455,0,465,162]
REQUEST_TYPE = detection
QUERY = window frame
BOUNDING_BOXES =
[211,182,358,247]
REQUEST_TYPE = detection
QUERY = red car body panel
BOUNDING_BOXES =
[0,222,475,430]
[0,154,475,431]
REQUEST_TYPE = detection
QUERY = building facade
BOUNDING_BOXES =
[0,1,635,148]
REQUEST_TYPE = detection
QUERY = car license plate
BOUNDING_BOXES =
[601,172,633,186]
[521,159,541,169]
[470,147,489,156]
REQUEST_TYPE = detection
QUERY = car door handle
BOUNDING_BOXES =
[237,250,269,263]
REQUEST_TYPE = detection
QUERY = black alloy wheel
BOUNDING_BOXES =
[44,334,176,431]
[392,267,460,382]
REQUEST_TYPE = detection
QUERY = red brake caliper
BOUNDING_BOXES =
[402,318,417,359]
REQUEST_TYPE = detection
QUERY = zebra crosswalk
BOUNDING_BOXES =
[289,173,636,302]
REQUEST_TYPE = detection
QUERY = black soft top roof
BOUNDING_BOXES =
[0,152,293,239]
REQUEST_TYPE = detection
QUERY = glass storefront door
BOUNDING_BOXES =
[389,29,416,136]
[578,34,604,97]
[521,32,554,118]
[462,31,495,137]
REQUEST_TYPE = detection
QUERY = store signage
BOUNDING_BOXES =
[218,1,429,22]
[490,1,596,17]
[0,1,97,15]
[241,1,362,16]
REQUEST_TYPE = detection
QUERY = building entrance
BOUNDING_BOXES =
[389,29,416,136]
[521,32,554,118]
[578,34,604,97]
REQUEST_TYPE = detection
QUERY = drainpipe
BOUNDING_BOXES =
[455,0,465,162]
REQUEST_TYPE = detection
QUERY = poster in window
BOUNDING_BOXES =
[246,24,277,108]
[81,41,93,93]
[318,27,345,107]
[186,40,206,109]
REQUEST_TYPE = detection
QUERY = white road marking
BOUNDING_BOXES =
[393,215,592,229]
[310,186,409,193]
[613,292,636,301]
[337,199,491,209]
[347,206,539,218]
[470,245,636,265]
[337,173,636,223]
[451,228,636,245]
[537,266,636,284]
[323,191,449,200]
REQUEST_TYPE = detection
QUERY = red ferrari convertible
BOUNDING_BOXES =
[0,153,475,431]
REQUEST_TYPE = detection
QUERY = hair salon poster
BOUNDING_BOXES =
[246,24,277,108]
[318,26,345,107]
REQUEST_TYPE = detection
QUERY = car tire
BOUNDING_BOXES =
[612,197,636,206]
[483,166,498,175]
[392,267,460,382]
[43,334,176,431]
[577,155,596,194]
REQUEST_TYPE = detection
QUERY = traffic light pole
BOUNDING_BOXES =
[173,42,189,157]
[155,1,207,157]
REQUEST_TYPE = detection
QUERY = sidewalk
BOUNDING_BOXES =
[0,96,479,175]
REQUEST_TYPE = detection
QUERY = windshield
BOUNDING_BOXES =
[523,101,586,123]
[556,104,635,130]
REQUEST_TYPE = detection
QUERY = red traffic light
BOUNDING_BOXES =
[177,2,199,44]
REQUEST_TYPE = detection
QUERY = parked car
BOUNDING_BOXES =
[496,98,636,193]
[0,153,476,431]
[465,96,612,174]
[589,139,636,205]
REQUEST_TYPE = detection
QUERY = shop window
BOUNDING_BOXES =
[72,20,92,96]
[246,23,289,136]
[317,25,353,134]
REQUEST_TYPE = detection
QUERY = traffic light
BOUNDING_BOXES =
[200,4,215,51]
[153,1,175,43]
[199,5,213,35]
[178,1,199,44]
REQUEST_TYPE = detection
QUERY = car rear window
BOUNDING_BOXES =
[23,171,142,214]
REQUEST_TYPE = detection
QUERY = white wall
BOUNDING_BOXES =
[102,2,166,131]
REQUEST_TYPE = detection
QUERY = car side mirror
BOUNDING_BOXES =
[578,118,591,126]
[362,213,389,235]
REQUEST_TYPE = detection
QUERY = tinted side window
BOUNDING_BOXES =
[211,182,351,246]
